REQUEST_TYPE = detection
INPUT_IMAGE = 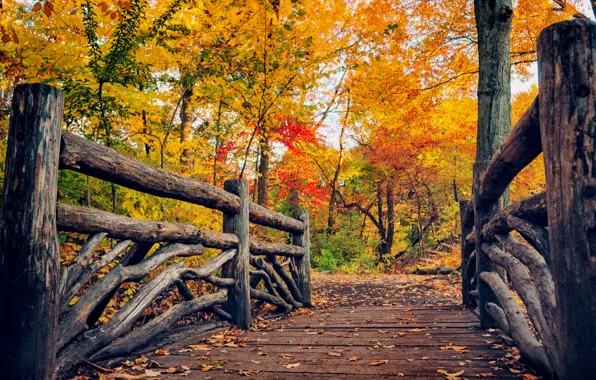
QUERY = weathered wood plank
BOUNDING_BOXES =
[0,84,64,380]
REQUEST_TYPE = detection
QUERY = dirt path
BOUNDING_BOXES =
[103,274,536,379]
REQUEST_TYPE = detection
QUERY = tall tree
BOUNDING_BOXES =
[473,0,513,328]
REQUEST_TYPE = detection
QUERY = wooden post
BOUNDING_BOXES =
[292,209,311,307]
[459,200,473,305]
[221,179,251,329]
[0,84,64,379]
[538,19,596,379]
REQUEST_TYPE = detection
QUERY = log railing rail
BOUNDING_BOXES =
[0,85,311,378]
[460,20,596,379]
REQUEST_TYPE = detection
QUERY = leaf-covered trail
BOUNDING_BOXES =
[120,274,535,379]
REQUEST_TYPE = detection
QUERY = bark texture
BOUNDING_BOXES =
[538,19,596,379]
[221,180,252,329]
[292,209,312,306]
[473,0,513,328]
[0,84,64,380]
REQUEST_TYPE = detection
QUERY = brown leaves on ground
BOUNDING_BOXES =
[440,343,469,353]
[311,272,461,309]
[438,368,465,379]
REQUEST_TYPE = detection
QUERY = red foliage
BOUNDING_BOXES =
[271,116,318,153]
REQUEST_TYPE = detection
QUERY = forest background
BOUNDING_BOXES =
[0,0,587,273]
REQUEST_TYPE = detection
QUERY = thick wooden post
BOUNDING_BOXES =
[538,19,596,379]
[459,200,473,305]
[0,84,64,379]
[292,209,311,306]
[221,179,251,329]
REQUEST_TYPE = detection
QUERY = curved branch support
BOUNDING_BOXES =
[250,288,291,313]
[479,272,553,376]
[250,269,276,295]
[207,306,232,321]
[57,249,235,374]
[57,243,205,350]
[482,243,554,347]
[251,256,303,309]
[89,290,228,362]
[60,239,132,311]
[273,260,303,302]
[60,233,108,299]
[495,234,556,331]
[485,302,510,336]
[506,215,550,264]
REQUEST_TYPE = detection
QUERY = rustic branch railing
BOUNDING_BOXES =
[0,86,311,378]
[460,20,596,379]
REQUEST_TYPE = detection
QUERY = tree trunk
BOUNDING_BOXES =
[327,96,349,235]
[0,84,64,380]
[180,88,193,171]
[375,183,387,263]
[473,0,513,328]
[384,181,395,256]
[257,130,270,206]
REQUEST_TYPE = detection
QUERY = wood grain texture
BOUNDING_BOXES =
[538,19,596,379]
[0,84,64,380]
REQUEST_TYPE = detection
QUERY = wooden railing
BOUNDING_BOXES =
[0,85,310,377]
[460,20,596,379]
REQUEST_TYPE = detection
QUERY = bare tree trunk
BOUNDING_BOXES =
[257,129,270,206]
[375,183,386,264]
[213,100,223,186]
[327,96,349,235]
[180,88,193,171]
[384,181,395,257]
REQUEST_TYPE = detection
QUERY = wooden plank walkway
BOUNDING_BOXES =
[140,274,525,379]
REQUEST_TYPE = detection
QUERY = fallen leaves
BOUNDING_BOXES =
[440,343,470,353]
[370,360,389,366]
[282,363,301,369]
[279,353,294,359]
[348,356,360,361]
[327,351,342,357]
[437,369,465,379]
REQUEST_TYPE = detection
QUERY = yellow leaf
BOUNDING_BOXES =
[282,363,300,369]
[327,351,342,357]
[69,295,79,306]
[370,360,389,366]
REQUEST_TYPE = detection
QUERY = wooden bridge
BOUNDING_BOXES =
[0,19,595,380]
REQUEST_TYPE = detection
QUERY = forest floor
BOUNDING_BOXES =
[82,273,539,380]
